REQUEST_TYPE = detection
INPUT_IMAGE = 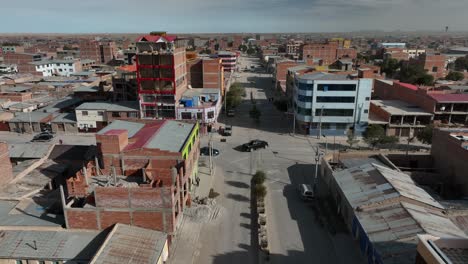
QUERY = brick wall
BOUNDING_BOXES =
[369,102,391,123]
[66,210,99,229]
[96,130,128,155]
[0,92,32,102]
[187,59,203,88]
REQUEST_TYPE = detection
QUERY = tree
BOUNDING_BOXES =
[454,56,468,71]
[247,48,256,55]
[363,125,397,148]
[346,130,360,148]
[225,82,245,109]
[379,58,400,77]
[399,63,434,85]
[445,71,465,81]
[416,125,433,144]
[253,170,266,185]
[238,44,248,52]
[254,184,267,199]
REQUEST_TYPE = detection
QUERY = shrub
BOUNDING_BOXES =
[253,170,266,185]
[254,184,267,199]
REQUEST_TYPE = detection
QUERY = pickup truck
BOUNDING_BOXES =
[224,125,232,136]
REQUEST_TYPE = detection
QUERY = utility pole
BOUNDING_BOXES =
[317,106,324,139]
[209,133,213,176]
[313,146,323,193]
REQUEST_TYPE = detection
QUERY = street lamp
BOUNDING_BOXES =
[322,134,328,153]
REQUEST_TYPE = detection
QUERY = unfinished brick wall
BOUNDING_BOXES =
[65,186,177,233]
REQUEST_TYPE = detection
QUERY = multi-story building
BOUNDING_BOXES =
[113,65,138,102]
[31,59,83,77]
[301,42,339,65]
[3,52,42,74]
[79,40,116,64]
[215,51,237,72]
[136,33,188,119]
[75,101,139,132]
[286,40,303,58]
[293,72,372,135]
[374,79,468,126]
[64,120,200,240]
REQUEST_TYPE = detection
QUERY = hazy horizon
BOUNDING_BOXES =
[2,0,467,33]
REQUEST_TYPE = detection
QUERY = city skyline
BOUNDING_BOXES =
[2,0,467,33]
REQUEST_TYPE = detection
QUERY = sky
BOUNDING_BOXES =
[2,0,468,33]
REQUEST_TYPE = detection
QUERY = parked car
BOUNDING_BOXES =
[200,147,220,156]
[242,140,269,152]
[31,132,54,142]
[224,125,232,136]
[298,184,314,201]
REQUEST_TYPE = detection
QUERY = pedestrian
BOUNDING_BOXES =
[59,139,63,144]
[196,177,200,186]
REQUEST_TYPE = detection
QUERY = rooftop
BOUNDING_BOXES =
[90,224,167,264]
[429,93,468,103]
[9,143,52,159]
[181,88,220,98]
[298,72,350,81]
[371,100,432,116]
[9,112,51,123]
[73,85,100,93]
[396,81,418,91]
[97,120,195,153]
[136,34,177,43]
[76,101,139,112]
[0,229,104,261]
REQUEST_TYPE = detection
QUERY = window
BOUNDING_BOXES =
[297,95,312,102]
[97,111,104,116]
[59,69,63,72]
[365,97,370,101]
[81,111,88,116]
[317,84,356,91]
[316,109,354,116]
[112,112,121,118]
[297,107,312,116]
[128,112,138,118]
[207,111,214,119]
[196,112,203,120]
[316,96,355,103]
[432,66,438,72]
[297,82,313,91]
[335,123,348,129]
[181,112,192,119]
[364,109,369,113]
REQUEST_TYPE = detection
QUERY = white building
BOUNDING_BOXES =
[293,72,372,136]
[75,101,139,132]
[31,59,83,77]
[176,88,221,126]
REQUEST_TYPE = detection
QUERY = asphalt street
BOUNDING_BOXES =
[194,55,364,264]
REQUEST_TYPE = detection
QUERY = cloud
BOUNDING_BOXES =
[0,0,467,32]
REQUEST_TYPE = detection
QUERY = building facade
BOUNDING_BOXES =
[31,59,83,77]
[293,72,372,135]
[136,33,188,119]
[75,101,139,132]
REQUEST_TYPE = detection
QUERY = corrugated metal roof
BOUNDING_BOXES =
[76,101,139,112]
[91,224,166,264]
[74,85,99,92]
[0,229,103,261]
[51,113,76,123]
[298,72,350,81]
[145,121,194,152]
[9,112,51,122]
[97,120,145,138]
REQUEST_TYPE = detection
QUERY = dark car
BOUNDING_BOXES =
[31,132,54,142]
[200,147,220,156]
[242,140,269,152]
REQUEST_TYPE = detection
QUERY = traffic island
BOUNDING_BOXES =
[251,170,270,263]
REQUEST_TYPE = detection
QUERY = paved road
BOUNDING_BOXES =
[194,56,364,264]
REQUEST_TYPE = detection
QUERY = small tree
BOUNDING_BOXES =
[254,184,267,199]
[238,44,248,52]
[363,125,386,148]
[247,48,256,55]
[445,71,465,81]
[416,125,434,144]
[253,170,266,185]
[346,129,360,148]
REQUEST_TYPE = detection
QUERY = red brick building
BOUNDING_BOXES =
[274,61,299,94]
[79,40,116,64]
[202,58,224,94]
[301,41,357,66]
[409,53,447,79]
[64,120,200,239]
[136,33,188,119]
[3,52,42,74]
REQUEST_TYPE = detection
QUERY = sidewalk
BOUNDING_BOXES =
[193,157,215,199]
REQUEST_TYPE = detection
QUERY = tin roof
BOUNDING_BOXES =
[90,224,167,264]
[429,93,468,103]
